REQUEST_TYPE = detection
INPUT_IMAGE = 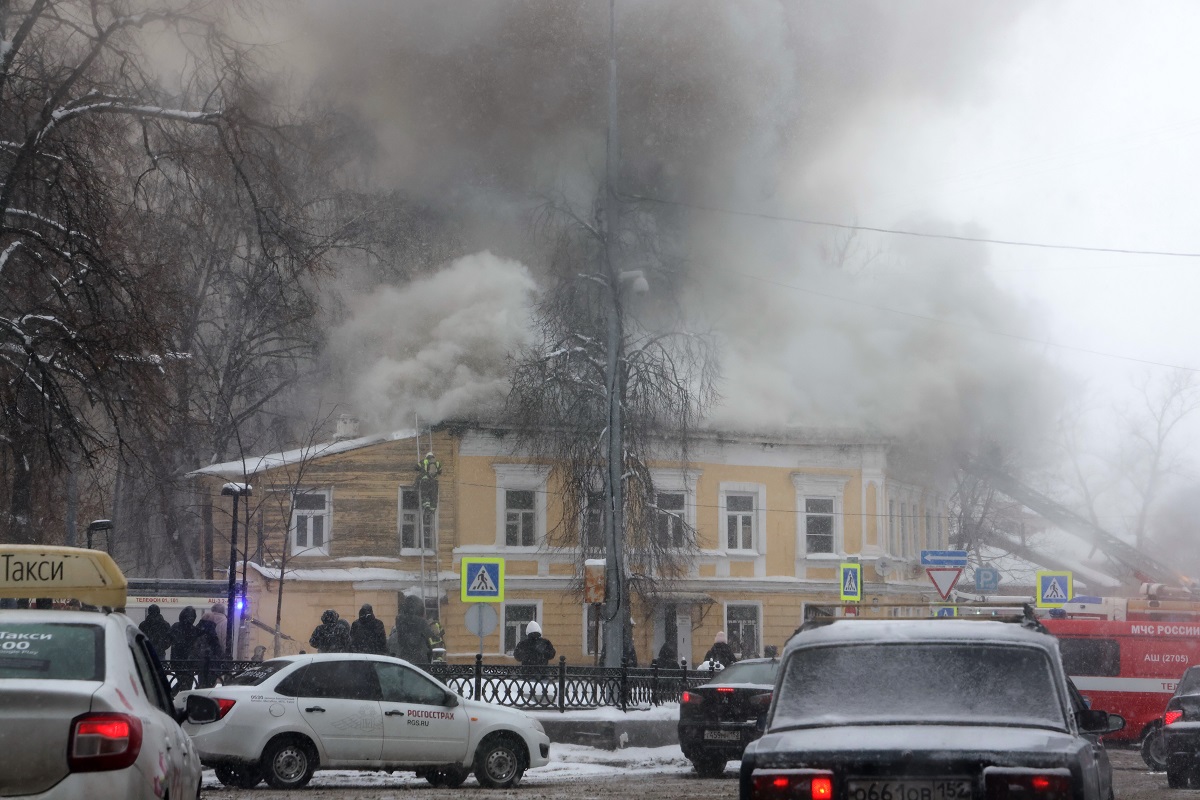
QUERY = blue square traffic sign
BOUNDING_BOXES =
[461,558,505,602]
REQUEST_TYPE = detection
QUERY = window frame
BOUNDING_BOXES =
[649,469,699,551]
[493,465,550,551]
[398,486,437,554]
[724,601,763,660]
[792,474,847,561]
[290,488,332,557]
[502,600,543,656]
[719,482,766,555]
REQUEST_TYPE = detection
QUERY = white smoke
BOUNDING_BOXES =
[326,252,537,429]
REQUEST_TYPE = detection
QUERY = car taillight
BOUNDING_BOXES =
[751,770,835,800]
[215,698,237,719]
[984,771,1070,799]
[750,692,773,711]
[717,687,736,693]
[1165,709,1184,725]
[682,691,704,705]
[68,713,143,772]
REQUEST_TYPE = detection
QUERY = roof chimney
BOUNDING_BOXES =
[334,414,360,441]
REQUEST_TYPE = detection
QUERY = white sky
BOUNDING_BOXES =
[867,2,1200,405]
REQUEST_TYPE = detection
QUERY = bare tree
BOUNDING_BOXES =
[0,0,356,558]
[505,194,717,663]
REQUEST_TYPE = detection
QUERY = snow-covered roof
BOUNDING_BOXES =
[247,563,453,590]
[189,428,419,480]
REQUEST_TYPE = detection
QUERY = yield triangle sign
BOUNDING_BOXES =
[926,567,962,600]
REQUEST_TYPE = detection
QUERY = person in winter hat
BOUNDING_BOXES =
[209,603,229,654]
[351,603,388,655]
[513,620,557,666]
[388,595,434,664]
[703,631,737,668]
[138,604,172,656]
[309,609,347,653]
[334,618,353,653]
[169,606,200,659]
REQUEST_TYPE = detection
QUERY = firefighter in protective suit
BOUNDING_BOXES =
[416,451,442,510]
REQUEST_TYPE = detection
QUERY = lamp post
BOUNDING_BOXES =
[220,482,252,658]
[86,519,113,550]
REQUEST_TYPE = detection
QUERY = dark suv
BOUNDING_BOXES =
[678,658,779,778]
[1163,665,1200,788]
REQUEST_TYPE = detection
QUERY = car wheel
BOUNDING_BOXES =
[261,736,317,790]
[1141,722,1167,771]
[424,766,471,788]
[474,735,526,789]
[691,756,727,778]
[215,764,263,789]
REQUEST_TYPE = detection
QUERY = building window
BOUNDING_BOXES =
[925,511,933,551]
[505,490,536,547]
[494,465,550,549]
[583,491,606,553]
[804,498,835,554]
[726,604,760,659]
[291,489,331,556]
[900,503,908,557]
[399,487,435,551]
[503,603,538,655]
[889,499,897,555]
[584,604,605,657]
[726,494,755,551]
[656,492,687,549]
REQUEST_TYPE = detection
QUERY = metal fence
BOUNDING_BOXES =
[161,656,718,711]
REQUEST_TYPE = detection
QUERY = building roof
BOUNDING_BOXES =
[189,428,419,480]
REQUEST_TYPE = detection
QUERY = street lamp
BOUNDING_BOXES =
[220,482,252,658]
[86,519,113,550]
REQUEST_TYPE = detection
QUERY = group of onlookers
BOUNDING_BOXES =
[307,597,446,664]
[138,602,228,662]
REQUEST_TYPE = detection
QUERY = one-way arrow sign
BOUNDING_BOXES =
[926,567,963,600]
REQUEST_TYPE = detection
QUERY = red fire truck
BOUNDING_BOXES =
[1041,592,1200,769]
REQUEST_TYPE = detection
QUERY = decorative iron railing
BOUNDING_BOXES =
[161,656,718,711]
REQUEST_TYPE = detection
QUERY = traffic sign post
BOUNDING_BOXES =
[974,566,1001,593]
[840,562,862,602]
[461,558,505,603]
[1036,570,1073,608]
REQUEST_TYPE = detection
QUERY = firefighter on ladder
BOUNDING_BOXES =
[417,451,442,510]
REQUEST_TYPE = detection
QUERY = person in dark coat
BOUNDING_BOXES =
[703,631,737,668]
[139,604,173,656]
[169,606,200,660]
[388,595,433,664]
[351,604,387,655]
[656,638,679,668]
[309,609,348,653]
[193,613,224,688]
[513,620,557,666]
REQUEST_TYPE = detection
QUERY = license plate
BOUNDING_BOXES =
[846,779,972,800]
[702,730,741,741]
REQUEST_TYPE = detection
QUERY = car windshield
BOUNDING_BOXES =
[773,643,1066,730]
[707,660,778,686]
[0,622,104,681]
[225,660,292,686]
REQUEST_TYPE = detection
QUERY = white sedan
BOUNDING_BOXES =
[180,653,551,789]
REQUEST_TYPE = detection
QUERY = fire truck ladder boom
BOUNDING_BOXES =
[970,465,1185,587]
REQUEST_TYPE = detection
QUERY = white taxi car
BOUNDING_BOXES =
[0,545,214,800]
[180,653,551,789]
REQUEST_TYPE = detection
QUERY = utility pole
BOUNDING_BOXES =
[601,0,629,668]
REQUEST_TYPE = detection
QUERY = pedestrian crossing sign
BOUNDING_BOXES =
[1036,570,1072,609]
[839,562,862,602]
[461,558,505,602]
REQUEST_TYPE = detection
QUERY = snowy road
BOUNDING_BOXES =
[199,745,1169,799]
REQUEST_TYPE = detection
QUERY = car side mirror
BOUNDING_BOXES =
[185,695,221,724]
[443,691,459,708]
[1077,708,1125,734]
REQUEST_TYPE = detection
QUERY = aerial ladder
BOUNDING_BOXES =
[966,461,1191,592]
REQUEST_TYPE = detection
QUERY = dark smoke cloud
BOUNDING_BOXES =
[280,1,1054,451]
